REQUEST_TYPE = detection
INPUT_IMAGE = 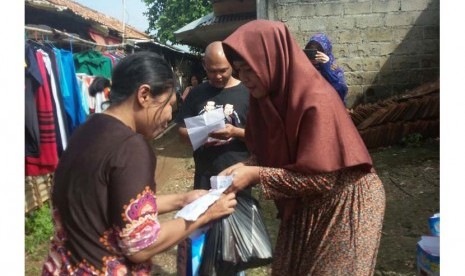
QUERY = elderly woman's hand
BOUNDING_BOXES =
[222,166,260,194]
[218,162,246,176]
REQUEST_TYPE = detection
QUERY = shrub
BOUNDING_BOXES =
[25,203,53,254]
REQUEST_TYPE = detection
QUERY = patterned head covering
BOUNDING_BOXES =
[307,33,336,64]
[306,33,347,100]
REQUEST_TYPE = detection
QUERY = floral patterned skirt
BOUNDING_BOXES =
[271,172,385,276]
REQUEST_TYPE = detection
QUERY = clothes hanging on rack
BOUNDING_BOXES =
[40,49,69,154]
[25,40,88,176]
[25,42,43,158]
[25,36,128,176]
[24,23,135,178]
[25,50,59,176]
[103,50,126,65]
[54,48,88,133]
[40,43,71,155]
[102,52,116,66]
[76,74,96,114]
[73,50,113,79]
[26,41,72,158]
[79,74,94,111]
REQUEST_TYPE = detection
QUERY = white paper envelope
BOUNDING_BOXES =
[184,108,226,151]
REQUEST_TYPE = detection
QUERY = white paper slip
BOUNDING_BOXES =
[210,175,234,190]
[184,108,226,151]
[175,188,227,221]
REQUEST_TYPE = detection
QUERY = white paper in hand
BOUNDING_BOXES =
[184,108,225,151]
[174,175,234,221]
[210,175,234,190]
[175,188,227,221]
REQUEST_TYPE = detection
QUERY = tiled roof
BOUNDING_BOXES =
[349,79,439,149]
[27,0,150,40]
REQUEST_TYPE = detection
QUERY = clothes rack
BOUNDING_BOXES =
[25,26,132,49]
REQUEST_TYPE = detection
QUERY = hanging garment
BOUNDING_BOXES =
[102,52,116,66]
[76,74,93,115]
[54,48,87,134]
[110,51,126,63]
[92,90,106,114]
[25,42,43,157]
[25,50,59,176]
[39,49,68,152]
[76,75,90,117]
[73,50,113,79]
[41,44,71,156]
[80,74,107,114]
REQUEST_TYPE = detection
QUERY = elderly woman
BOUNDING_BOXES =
[220,20,385,276]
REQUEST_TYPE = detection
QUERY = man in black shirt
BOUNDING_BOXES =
[176,41,250,190]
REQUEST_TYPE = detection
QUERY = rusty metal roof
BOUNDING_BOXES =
[26,0,150,40]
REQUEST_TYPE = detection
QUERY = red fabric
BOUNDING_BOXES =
[26,51,59,176]
[223,20,373,218]
[88,28,121,45]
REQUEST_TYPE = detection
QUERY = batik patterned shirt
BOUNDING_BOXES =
[42,114,160,275]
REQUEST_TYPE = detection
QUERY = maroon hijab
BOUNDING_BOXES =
[223,20,372,175]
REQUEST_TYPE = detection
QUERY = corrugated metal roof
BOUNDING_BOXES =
[174,13,215,35]
[200,11,256,26]
[126,39,192,55]
[26,0,150,40]
[174,11,256,48]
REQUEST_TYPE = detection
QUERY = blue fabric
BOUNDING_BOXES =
[190,233,205,276]
[307,33,348,105]
[77,77,90,117]
[54,48,87,134]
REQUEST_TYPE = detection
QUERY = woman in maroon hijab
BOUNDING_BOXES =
[220,20,385,275]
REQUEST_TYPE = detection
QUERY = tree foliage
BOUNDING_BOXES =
[143,0,211,47]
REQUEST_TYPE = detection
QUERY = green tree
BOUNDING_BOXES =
[143,0,211,48]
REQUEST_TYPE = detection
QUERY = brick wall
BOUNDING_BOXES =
[260,0,439,107]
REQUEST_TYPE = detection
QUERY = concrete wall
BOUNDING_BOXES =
[260,0,439,107]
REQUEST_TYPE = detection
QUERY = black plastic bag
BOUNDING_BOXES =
[199,192,273,275]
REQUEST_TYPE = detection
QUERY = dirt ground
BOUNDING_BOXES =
[149,125,439,276]
[25,124,439,275]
